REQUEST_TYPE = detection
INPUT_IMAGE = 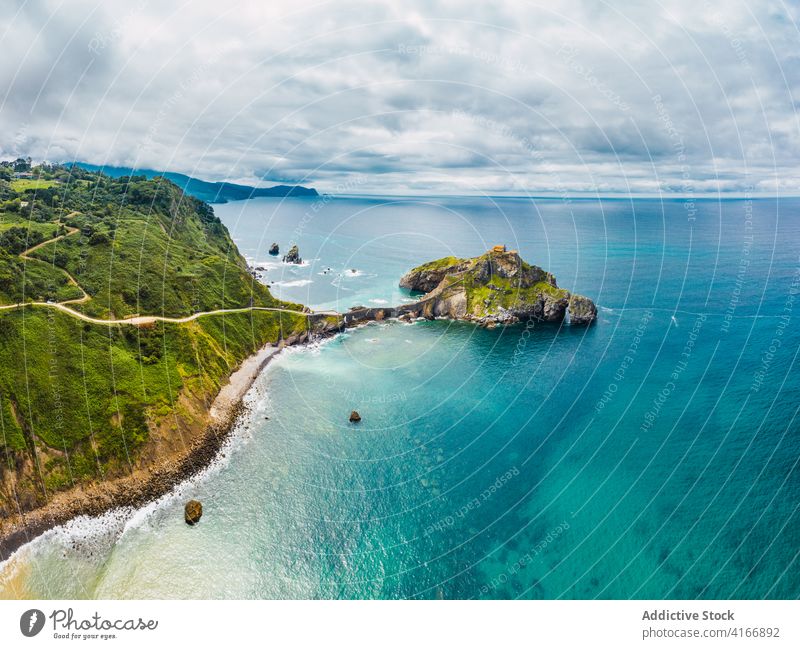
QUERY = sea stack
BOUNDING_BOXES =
[567,293,597,326]
[283,244,302,264]
[184,500,203,525]
[269,242,279,255]
[349,410,362,423]
[398,247,597,326]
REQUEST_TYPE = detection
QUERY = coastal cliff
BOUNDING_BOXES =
[398,248,597,326]
[0,164,319,558]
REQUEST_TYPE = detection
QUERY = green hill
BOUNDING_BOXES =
[75,163,318,203]
[0,162,309,516]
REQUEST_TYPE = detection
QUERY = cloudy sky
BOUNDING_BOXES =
[2,0,799,194]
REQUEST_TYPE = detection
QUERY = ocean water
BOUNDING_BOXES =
[2,195,799,599]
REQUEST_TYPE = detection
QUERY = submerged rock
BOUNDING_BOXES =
[349,410,362,423]
[282,244,301,264]
[184,500,203,525]
[399,248,596,326]
[269,242,279,255]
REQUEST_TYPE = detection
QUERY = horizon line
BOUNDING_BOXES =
[11,158,796,201]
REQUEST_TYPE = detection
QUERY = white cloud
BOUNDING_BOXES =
[1,0,798,194]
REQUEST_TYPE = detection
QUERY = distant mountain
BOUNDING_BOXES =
[74,163,318,203]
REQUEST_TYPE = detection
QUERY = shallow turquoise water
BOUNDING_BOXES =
[6,195,799,598]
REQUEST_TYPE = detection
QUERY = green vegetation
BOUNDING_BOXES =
[462,271,568,315]
[401,250,571,322]
[0,163,294,317]
[411,256,463,272]
[76,163,318,203]
[9,178,57,192]
[0,226,46,253]
[0,247,84,305]
[0,214,60,235]
[0,162,309,513]
[33,204,282,319]
[0,308,305,498]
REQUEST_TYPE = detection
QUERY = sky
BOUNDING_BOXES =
[1,0,799,195]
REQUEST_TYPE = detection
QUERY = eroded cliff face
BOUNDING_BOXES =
[567,293,597,325]
[399,250,597,326]
[398,256,472,293]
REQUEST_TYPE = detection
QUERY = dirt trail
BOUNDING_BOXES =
[5,213,340,323]
[0,301,336,324]
[18,212,89,305]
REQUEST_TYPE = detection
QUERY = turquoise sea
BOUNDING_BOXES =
[3,195,799,598]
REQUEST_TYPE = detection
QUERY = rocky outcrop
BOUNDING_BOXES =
[399,256,471,293]
[282,244,301,264]
[269,242,279,255]
[399,249,596,326]
[185,499,203,525]
[568,293,597,325]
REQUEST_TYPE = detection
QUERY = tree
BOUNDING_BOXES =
[0,227,44,254]
[89,230,110,246]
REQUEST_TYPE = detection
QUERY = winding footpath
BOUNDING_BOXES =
[0,218,347,565]
[0,301,337,324]
[5,217,339,324]
[18,220,89,305]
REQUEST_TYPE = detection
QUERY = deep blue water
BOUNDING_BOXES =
[5,195,799,598]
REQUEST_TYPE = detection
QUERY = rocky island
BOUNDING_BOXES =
[398,246,596,326]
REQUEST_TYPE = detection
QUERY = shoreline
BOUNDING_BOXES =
[0,307,388,567]
[0,340,288,565]
[0,300,578,568]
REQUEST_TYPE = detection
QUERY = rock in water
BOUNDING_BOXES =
[185,500,203,525]
[568,293,597,325]
[282,244,301,264]
[398,248,597,326]
[269,242,279,255]
[349,410,362,423]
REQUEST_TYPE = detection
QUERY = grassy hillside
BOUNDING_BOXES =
[9,179,57,192]
[0,163,309,514]
[14,167,291,318]
[0,308,304,511]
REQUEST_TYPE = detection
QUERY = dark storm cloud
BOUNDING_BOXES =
[1,0,798,194]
